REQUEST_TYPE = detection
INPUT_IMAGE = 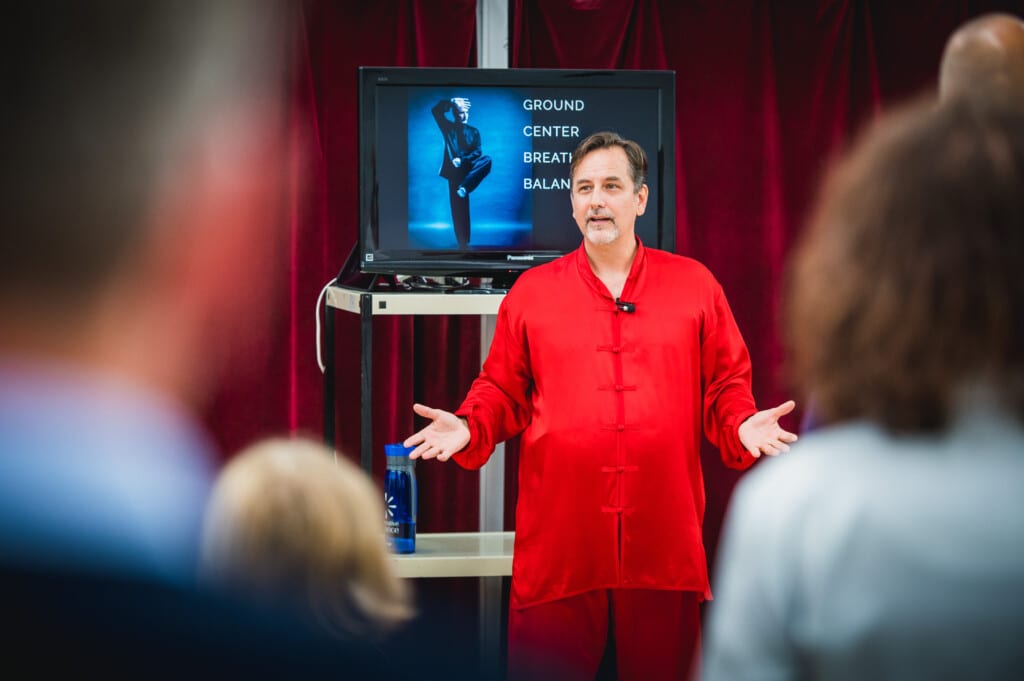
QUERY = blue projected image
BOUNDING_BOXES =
[408,89,532,250]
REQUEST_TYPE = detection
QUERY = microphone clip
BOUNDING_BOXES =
[615,298,636,314]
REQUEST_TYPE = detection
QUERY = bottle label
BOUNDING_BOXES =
[384,467,416,552]
[386,520,415,540]
[384,477,414,523]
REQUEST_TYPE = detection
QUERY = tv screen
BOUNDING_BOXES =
[356,67,675,280]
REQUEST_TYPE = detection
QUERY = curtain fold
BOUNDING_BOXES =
[513,0,668,68]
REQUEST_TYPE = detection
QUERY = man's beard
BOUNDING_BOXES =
[585,220,620,246]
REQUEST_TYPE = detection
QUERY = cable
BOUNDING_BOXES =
[315,278,335,374]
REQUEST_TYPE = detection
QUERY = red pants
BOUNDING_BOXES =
[507,589,701,681]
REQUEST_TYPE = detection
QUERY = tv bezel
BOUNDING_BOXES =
[357,66,676,278]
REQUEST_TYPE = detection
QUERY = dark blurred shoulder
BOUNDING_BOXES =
[1,560,396,678]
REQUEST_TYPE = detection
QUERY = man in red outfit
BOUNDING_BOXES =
[405,132,797,681]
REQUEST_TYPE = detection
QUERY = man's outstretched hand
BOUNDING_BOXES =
[403,403,470,462]
[737,400,799,459]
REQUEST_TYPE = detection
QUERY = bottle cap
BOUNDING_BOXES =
[384,443,416,458]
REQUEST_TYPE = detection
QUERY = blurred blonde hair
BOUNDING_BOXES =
[200,437,412,639]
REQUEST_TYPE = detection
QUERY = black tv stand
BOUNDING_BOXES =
[484,271,518,290]
[334,244,521,293]
[321,278,508,472]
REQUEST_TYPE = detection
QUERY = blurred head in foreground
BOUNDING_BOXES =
[201,438,413,640]
[786,97,1024,431]
[0,0,287,582]
[0,0,286,408]
[940,13,1024,108]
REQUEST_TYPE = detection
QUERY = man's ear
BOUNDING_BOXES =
[636,183,649,216]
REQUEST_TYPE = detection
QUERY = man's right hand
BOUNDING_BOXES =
[403,403,470,462]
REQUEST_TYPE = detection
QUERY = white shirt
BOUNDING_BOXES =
[0,360,215,584]
[703,406,1024,681]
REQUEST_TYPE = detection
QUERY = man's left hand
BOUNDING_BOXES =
[738,400,798,458]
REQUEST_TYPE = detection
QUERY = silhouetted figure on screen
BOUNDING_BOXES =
[432,97,492,249]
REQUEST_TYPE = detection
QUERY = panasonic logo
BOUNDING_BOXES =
[506,255,535,261]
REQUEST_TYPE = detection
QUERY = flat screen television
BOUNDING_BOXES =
[351,66,676,285]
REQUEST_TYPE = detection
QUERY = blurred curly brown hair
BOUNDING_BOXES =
[786,98,1024,432]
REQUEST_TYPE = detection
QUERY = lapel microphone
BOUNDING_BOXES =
[615,298,637,314]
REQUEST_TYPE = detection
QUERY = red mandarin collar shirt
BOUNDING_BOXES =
[455,240,757,609]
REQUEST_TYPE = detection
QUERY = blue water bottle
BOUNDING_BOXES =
[384,443,417,553]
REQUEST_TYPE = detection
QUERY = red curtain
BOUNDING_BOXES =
[202,0,1024,559]
[201,0,486,533]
